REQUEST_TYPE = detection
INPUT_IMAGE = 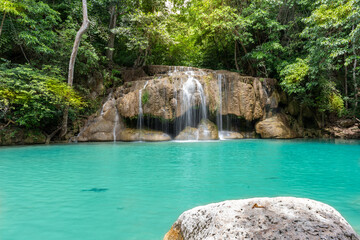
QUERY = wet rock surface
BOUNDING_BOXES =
[164,197,360,240]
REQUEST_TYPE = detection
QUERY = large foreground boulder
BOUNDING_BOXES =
[164,197,359,240]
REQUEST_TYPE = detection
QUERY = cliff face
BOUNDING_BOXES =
[76,66,316,142]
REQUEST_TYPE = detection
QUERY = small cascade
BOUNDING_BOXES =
[101,92,113,116]
[137,81,149,141]
[113,98,119,142]
[217,74,224,139]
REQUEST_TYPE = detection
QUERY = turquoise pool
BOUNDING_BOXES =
[0,140,359,239]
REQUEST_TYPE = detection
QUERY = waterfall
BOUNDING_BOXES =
[113,98,119,142]
[138,81,149,141]
[174,68,207,140]
[217,74,224,139]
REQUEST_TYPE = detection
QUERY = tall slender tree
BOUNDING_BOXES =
[60,0,90,138]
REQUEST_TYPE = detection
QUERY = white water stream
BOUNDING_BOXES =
[138,81,149,141]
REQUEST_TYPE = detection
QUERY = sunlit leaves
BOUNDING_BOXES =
[0,63,85,128]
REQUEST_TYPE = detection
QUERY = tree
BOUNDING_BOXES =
[0,0,20,38]
[60,0,89,138]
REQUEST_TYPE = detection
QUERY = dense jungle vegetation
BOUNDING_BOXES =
[0,0,359,138]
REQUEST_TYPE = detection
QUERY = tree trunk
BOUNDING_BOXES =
[353,25,358,111]
[60,0,90,138]
[0,12,6,38]
[106,4,118,67]
[344,54,348,109]
[45,127,62,144]
[234,41,240,71]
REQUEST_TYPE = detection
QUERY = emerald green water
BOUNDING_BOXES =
[0,140,359,239]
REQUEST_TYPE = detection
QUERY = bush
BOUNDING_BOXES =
[0,62,85,129]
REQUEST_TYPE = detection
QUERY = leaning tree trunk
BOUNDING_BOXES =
[234,41,240,72]
[0,12,6,38]
[60,0,90,138]
[106,4,118,68]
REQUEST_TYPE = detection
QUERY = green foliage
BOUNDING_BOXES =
[0,62,84,129]
[142,90,149,105]
[1,0,359,134]
[280,58,309,95]
[329,93,345,115]
[114,10,174,67]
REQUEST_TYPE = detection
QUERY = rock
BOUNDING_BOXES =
[175,127,199,141]
[115,67,278,122]
[163,197,359,240]
[87,71,104,99]
[325,123,360,139]
[164,226,184,240]
[219,131,244,139]
[77,97,123,142]
[287,100,300,116]
[23,130,47,144]
[121,67,147,82]
[76,65,338,142]
[338,119,357,128]
[197,119,218,140]
[118,128,171,142]
[255,114,297,139]
[0,128,46,145]
[175,120,219,140]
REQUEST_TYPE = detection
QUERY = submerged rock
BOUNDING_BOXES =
[118,128,171,142]
[163,197,359,240]
[255,114,297,139]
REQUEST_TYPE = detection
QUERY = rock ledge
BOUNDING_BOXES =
[164,197,359,240]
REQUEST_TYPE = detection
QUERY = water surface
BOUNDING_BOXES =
[0,139,359,239]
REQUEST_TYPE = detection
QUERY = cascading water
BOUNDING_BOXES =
[217,74,224,139]
[138,81,149,141]
[113,98,119,142]
[175,68,208,140]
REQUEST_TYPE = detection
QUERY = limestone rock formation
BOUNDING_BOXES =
[114,68,278,122]
[164,197,359,240]
[77,97,123,142]
[118,128,171,141]
[75,65,325,142]
[255,114,298,139]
